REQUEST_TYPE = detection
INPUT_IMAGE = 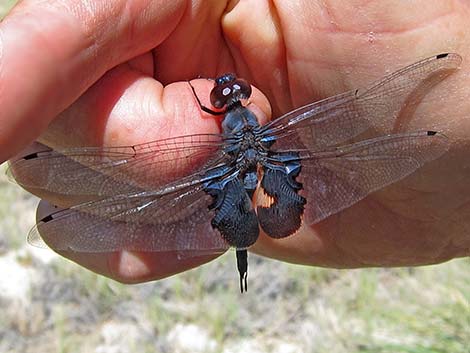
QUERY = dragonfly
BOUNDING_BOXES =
[8,53,461,292]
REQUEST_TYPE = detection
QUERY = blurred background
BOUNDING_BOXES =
[0,1,468,352]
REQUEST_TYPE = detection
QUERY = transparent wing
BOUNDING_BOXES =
[28,177,230,254]
[297,131,449,224]
[261,53,461,151]
[7,134,227,198]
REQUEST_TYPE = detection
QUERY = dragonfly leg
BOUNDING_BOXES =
[188,80,226,116]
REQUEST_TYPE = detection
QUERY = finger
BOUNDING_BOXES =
[8,66,271,206]
[274,0,463,104]
[35,199,223,283]
[38,62,272,149]
[0,0,187,163]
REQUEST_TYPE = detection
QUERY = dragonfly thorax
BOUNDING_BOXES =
[221,104,261,135]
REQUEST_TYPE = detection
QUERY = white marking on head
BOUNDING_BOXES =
[222,87,231,96]
[233,84,241,91]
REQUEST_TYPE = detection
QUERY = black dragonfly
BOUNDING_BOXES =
[8,53,461,292]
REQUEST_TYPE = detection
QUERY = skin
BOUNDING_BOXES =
[1,0,469,283]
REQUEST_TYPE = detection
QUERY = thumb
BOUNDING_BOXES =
[0,0,186,162]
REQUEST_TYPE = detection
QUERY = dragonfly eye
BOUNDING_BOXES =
[211,74,252,109]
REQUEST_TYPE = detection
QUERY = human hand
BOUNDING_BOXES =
[2,0,469,283]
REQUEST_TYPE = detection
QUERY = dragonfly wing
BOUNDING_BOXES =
[28,181,229,255]
[298,131,449,224]
[7,134,227,199]
[261,53,461,151]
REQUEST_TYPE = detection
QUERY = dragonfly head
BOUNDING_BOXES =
[210,73,252,109]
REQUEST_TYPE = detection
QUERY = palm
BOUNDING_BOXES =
[8,0,470,282]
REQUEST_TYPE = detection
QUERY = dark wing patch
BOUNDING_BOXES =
[207,178,259,248]
[256,167,306,238]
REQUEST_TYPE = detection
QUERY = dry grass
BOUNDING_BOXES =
[0,0,16,18]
